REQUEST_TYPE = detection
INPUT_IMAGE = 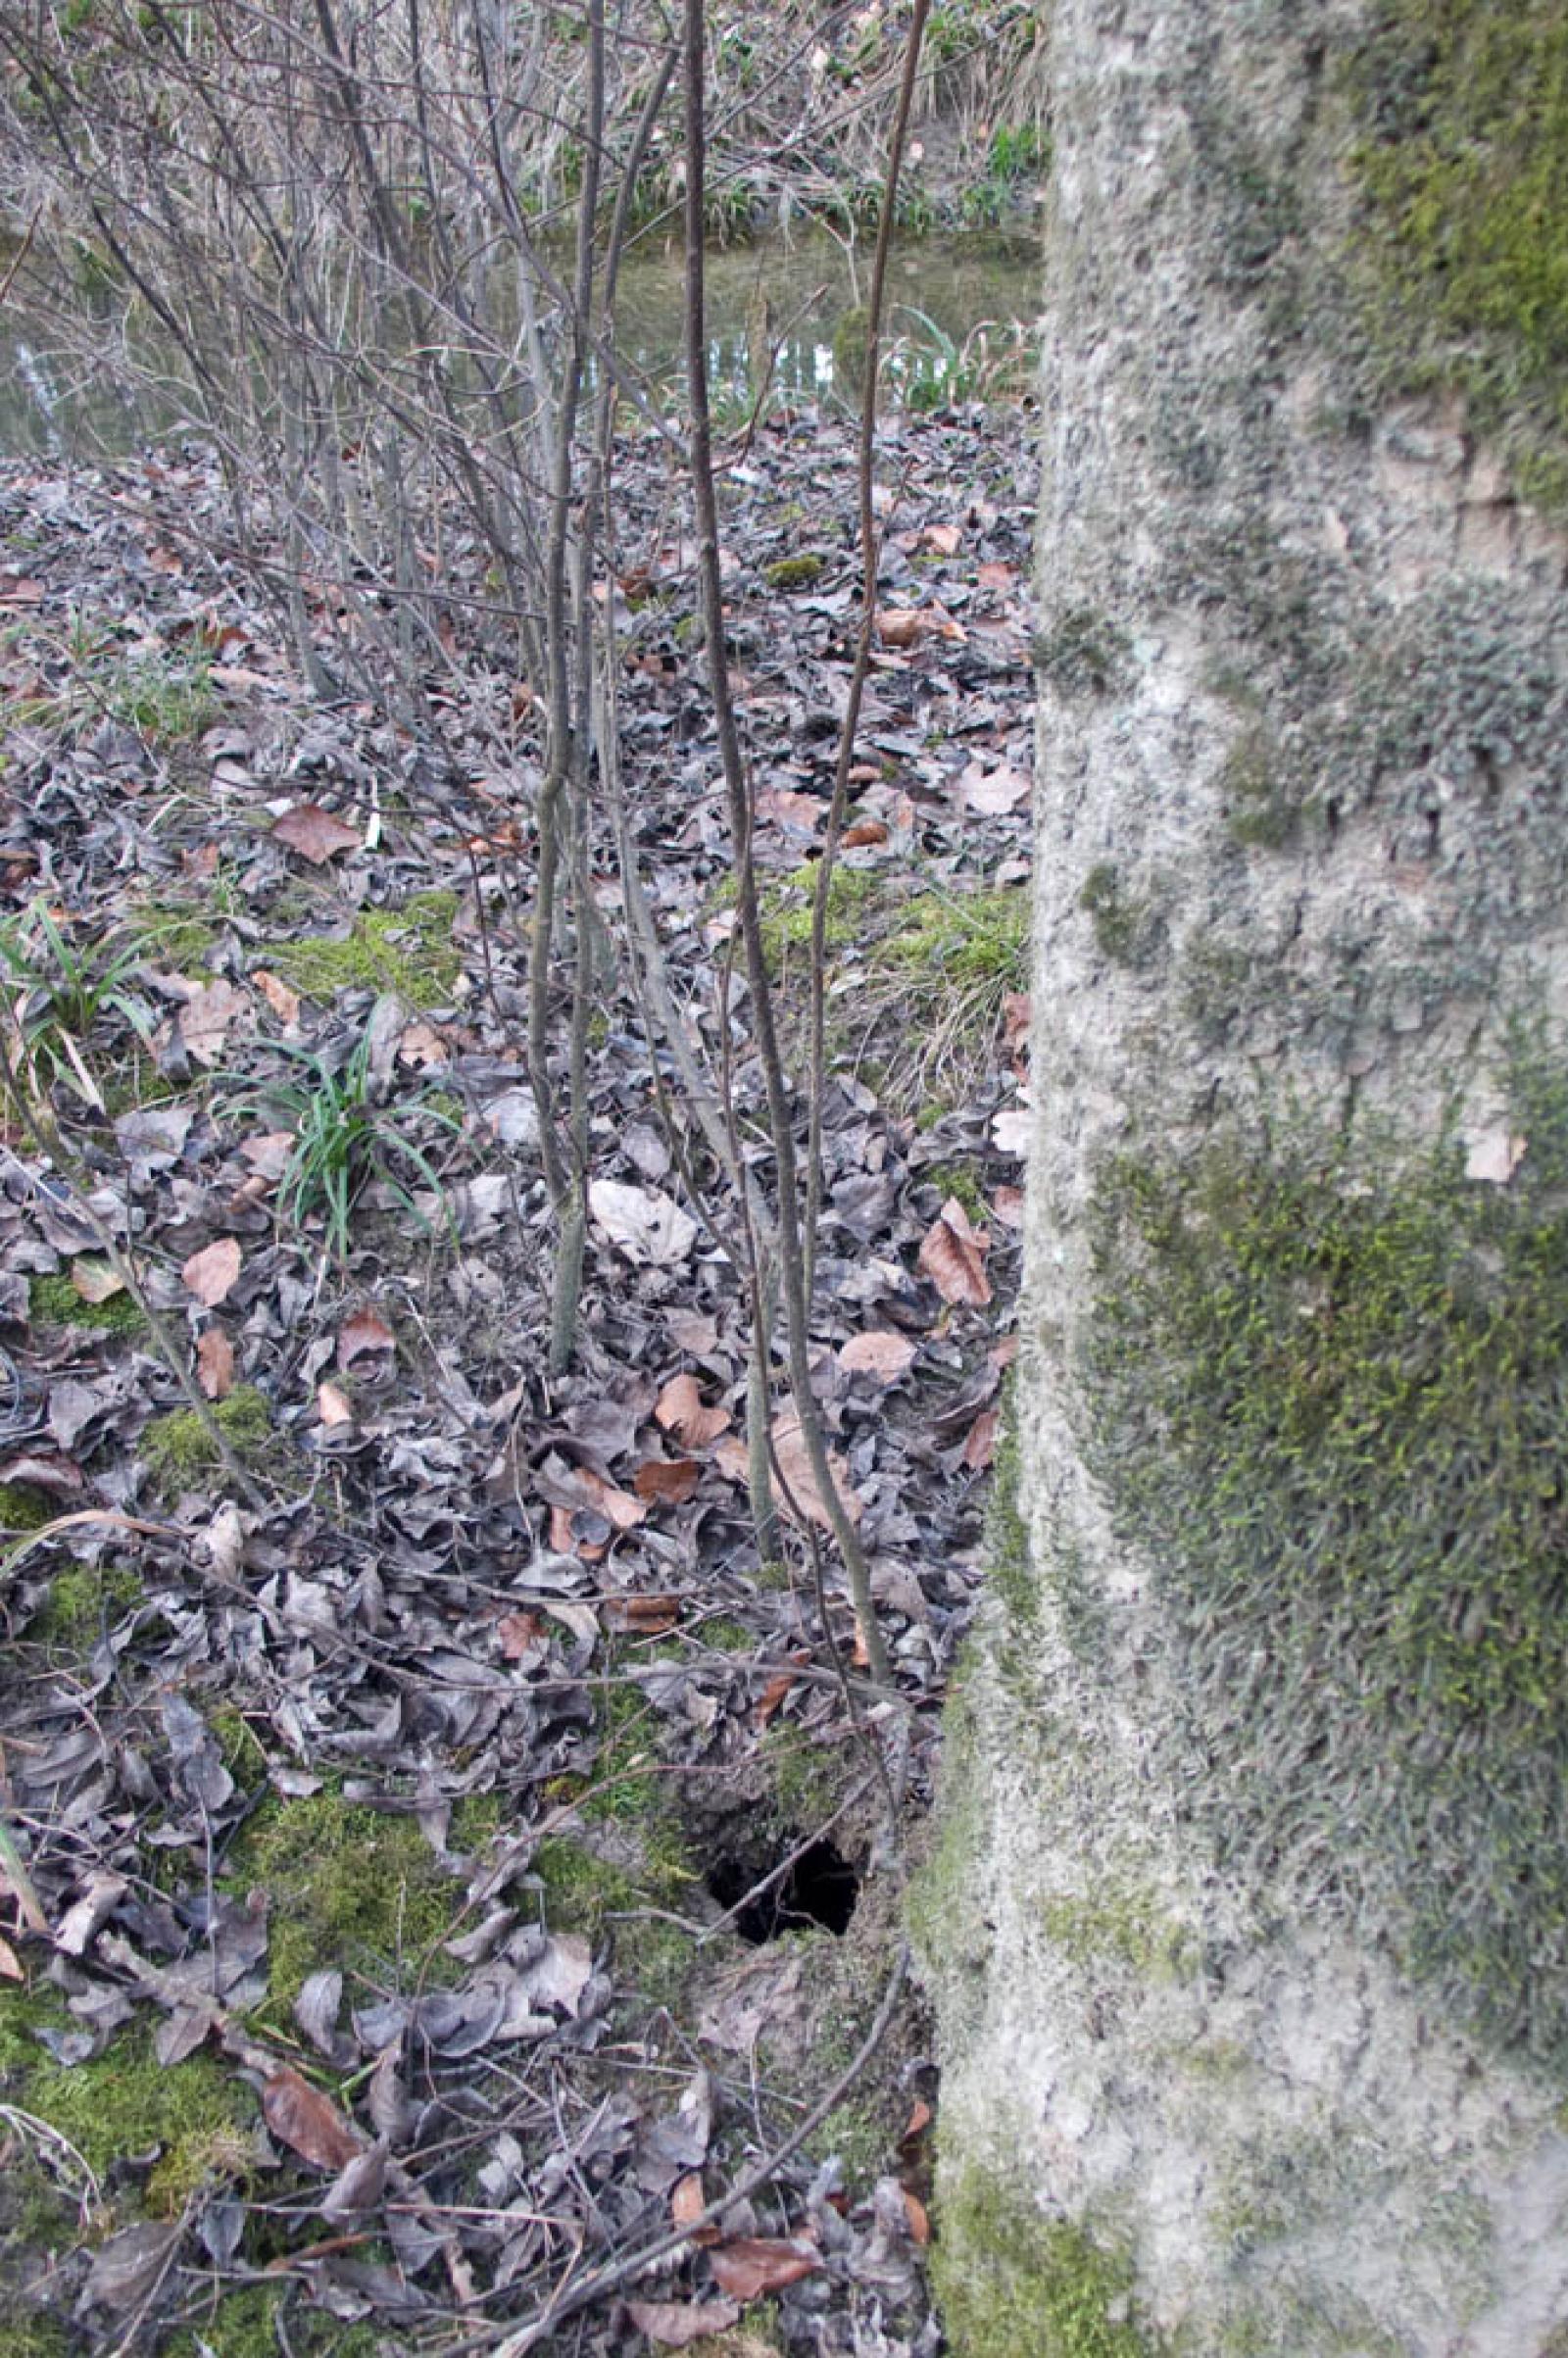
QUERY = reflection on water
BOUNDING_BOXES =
[0,225,1038,459]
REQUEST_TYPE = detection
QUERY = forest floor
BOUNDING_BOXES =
[0,389,1036,2358]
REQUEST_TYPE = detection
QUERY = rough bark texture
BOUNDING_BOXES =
[915,3,1568,2351]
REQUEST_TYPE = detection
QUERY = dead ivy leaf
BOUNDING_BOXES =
[182,1237,242,1306]
[839,1330,918,1384]
[262,2065,365,2171]
[708,2235,822,2301]
[655,1372,731,1448]
[197,1327,235,1400]
[918,1199,993,1307]
[179,977,247,1066]
[338,1307,396,1368]
[588,1179,698,1266]
[272,803,362,863]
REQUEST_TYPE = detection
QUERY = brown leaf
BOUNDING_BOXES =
[0,1932,22,1980]
[496,1609,546,1662]
[917,1200,993,1308]
[771,1412,862,1531]
[239,1129,295,1180]
[708,2235,822,2301]
[253,968,302,1025]
[756,1669,798,1727]
[656,1372,731,1449]
[603,1593,682,1635]
[900,2096,933,2148]
[670,2169,709,2232]
[318,1381,355,1427]
[903,2188,931,2244]
[841,819,889,849]
[338,1307,396,1368]
[398,1019,449,1069]
[196,1327,235,1401]
[917,521,963,557]
[634,1455,702,1505]
[81,2220,183,2314]
[536,1458,648,1534]
[875,605,965,648]
[182,1238,242,1307]
[961,1404,1000,1472]
[262,2065,365,2171]
[179,977,247,1066]
[68,1257,125,1306]
[976,559,1017,591]
[993,1185,1026,1230]
[960,760,1031,815]
[625,2300,740,2349]
[273,803,362,863]
[839,1330,919,1384]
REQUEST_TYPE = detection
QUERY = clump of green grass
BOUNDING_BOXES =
[221,1023,460,1260]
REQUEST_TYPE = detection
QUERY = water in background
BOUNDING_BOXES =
[0,225,1039,459]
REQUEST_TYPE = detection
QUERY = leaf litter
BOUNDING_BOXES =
[0,393,1033,2353]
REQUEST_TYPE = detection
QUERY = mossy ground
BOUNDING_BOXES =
[1088,1051,1568,2060]
[1348,0,1568,507]
[29,1269,146,1336]
[141,1384,273,1492]
[27,1559,143,1644]
[263,889,461,1008]
[932,2163,1152,2357]
[223,1788,499,2013]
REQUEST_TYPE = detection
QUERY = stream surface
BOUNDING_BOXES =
[0,224,1039,459]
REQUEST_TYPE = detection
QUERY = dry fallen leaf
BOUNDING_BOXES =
[708,2235,822,2301]
[272,802,362,864]
[603,1593,682,1634]
[81,2220,183,2315]
[962,1403,1000,1472]
[69,1257,125,1306]
[771,1411,862,1530]
[588,1179,698,1266]
[338,1306,396,1368]
[841,818,889,849]
[182,1237,242,1307]
[917,1198,993,1308]
[196,1327,235,1401]
[634,1456,703,1505]
[670,2169,709,2232]
[903,2188,931,2244]
[655,1372,731,1448]
[0,1932,22,1981]
[839,1330,919,1384]
[317,1381,355,1427]
[253,968,302,1026]
[179,977,247,1066]
[625,2300,740,2349]
[992,1106,1031,1158]
[262,2065,365,2171]
[960,759,1031,815]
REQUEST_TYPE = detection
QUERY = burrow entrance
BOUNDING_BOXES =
[706,1837,860,1942]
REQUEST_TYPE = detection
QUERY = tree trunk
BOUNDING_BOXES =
[916,2,1568,2350]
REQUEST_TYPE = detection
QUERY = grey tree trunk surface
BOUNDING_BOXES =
[915,2,1568,2350]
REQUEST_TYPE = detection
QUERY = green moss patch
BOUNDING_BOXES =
[29,1560,142,1644]
[933,2163,1152,2357]
[30,1269,147,1336]
[142,1385,272,1491]
[0,1480,54,1533]
[1088,1055,1568,2060]
[1348,0,1568,506]
[0,1995,253,2193]
[225,1790,496,2011]
[264,890,461,1008]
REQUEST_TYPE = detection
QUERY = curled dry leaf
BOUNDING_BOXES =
[262,2064,365,2172]
[0,1932,21,1981]
[317,1381,355,1428]
[338,1306,396,1368]
[962,1403,1000,1472]
[625,2300,740,2350]
[182,1237,242,1307]
[253,968,302,1026]
[655,1372,731,1449]
[708,2234,822,2301]
[918,1198,993,1308]
[197,1326,235,1400]
[272,802,362,863]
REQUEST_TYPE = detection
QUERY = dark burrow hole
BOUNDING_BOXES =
[707,1839,860,1942]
